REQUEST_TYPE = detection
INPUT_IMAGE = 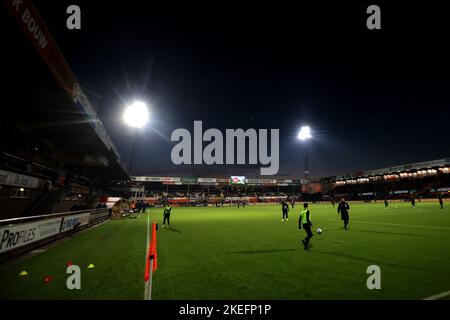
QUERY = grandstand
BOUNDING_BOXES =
[112,158,450,207]
[321,158,450,202]
[101,178,298,211]
[0,1,127,220]
[126,176,309,206]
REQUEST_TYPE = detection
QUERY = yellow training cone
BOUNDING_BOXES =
[19,270,28,276]
[87,264,95,269]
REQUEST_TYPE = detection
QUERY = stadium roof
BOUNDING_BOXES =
[2,1,128,180]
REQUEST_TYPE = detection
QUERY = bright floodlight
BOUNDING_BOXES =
[298,126,312,140]
[123,101,149,128]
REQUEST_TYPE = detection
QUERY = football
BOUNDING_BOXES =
[317,228,322,234]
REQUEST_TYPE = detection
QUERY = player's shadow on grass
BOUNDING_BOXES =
[353,229,425,237]
[315,251,439,275]
[165,227,182,233]
[227,248,297,255]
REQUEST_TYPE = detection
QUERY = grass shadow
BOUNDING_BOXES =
[315,250,450,276]
[165,227,182,233]
[227,248,298,255]
[353,229,425,237]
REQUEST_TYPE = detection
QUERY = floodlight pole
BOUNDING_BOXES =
[304,150,309,181]
[298,126,312,196]
[303,146,310,196]
[129,131,138,174]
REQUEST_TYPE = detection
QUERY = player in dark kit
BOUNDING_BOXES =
[438,193,444,209]
[281,201,289,222]
[384,197,389,208]
[299,203,313,250]
[337,198,350,230]
[162,204,172,228]
[411,196,416,208]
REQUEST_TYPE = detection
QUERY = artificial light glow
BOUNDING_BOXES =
[298,126,312,140]
[123,101,150,128]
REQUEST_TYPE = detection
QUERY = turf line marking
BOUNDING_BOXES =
[326,219,450,231]
[30,249,46,253]
[423,290,450,300]
[146,211,150,252]
[144,211,150,299]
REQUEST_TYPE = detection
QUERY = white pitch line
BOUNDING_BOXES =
[146,210,150,252]
[144,211,150,299]
[30,249,46,253]
[423,290,450,300]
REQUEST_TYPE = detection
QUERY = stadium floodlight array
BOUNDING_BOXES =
[123,101,150,129]
[297,126,312,140]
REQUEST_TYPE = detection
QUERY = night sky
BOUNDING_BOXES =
[31,1,450,178]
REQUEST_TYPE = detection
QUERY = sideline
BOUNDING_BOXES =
[144,210,150,299]
[423,290,450,300]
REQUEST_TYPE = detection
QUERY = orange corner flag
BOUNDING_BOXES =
[152,221,158,272]
[144,222,158,281]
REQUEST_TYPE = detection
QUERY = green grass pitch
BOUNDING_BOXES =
[1,202,450,300]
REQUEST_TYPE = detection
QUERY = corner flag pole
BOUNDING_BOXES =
[144,222,158,300]
[146,257,154,300]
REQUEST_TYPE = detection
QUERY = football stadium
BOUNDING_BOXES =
[1,167,450,300]
[1,0,450,306]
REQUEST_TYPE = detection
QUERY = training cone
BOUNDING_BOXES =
[43,276,53,283]
[87,264,95,269]
[19,270,28,276]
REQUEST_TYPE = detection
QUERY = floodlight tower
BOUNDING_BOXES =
[297,126,312,191]
[123,101,150,174]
